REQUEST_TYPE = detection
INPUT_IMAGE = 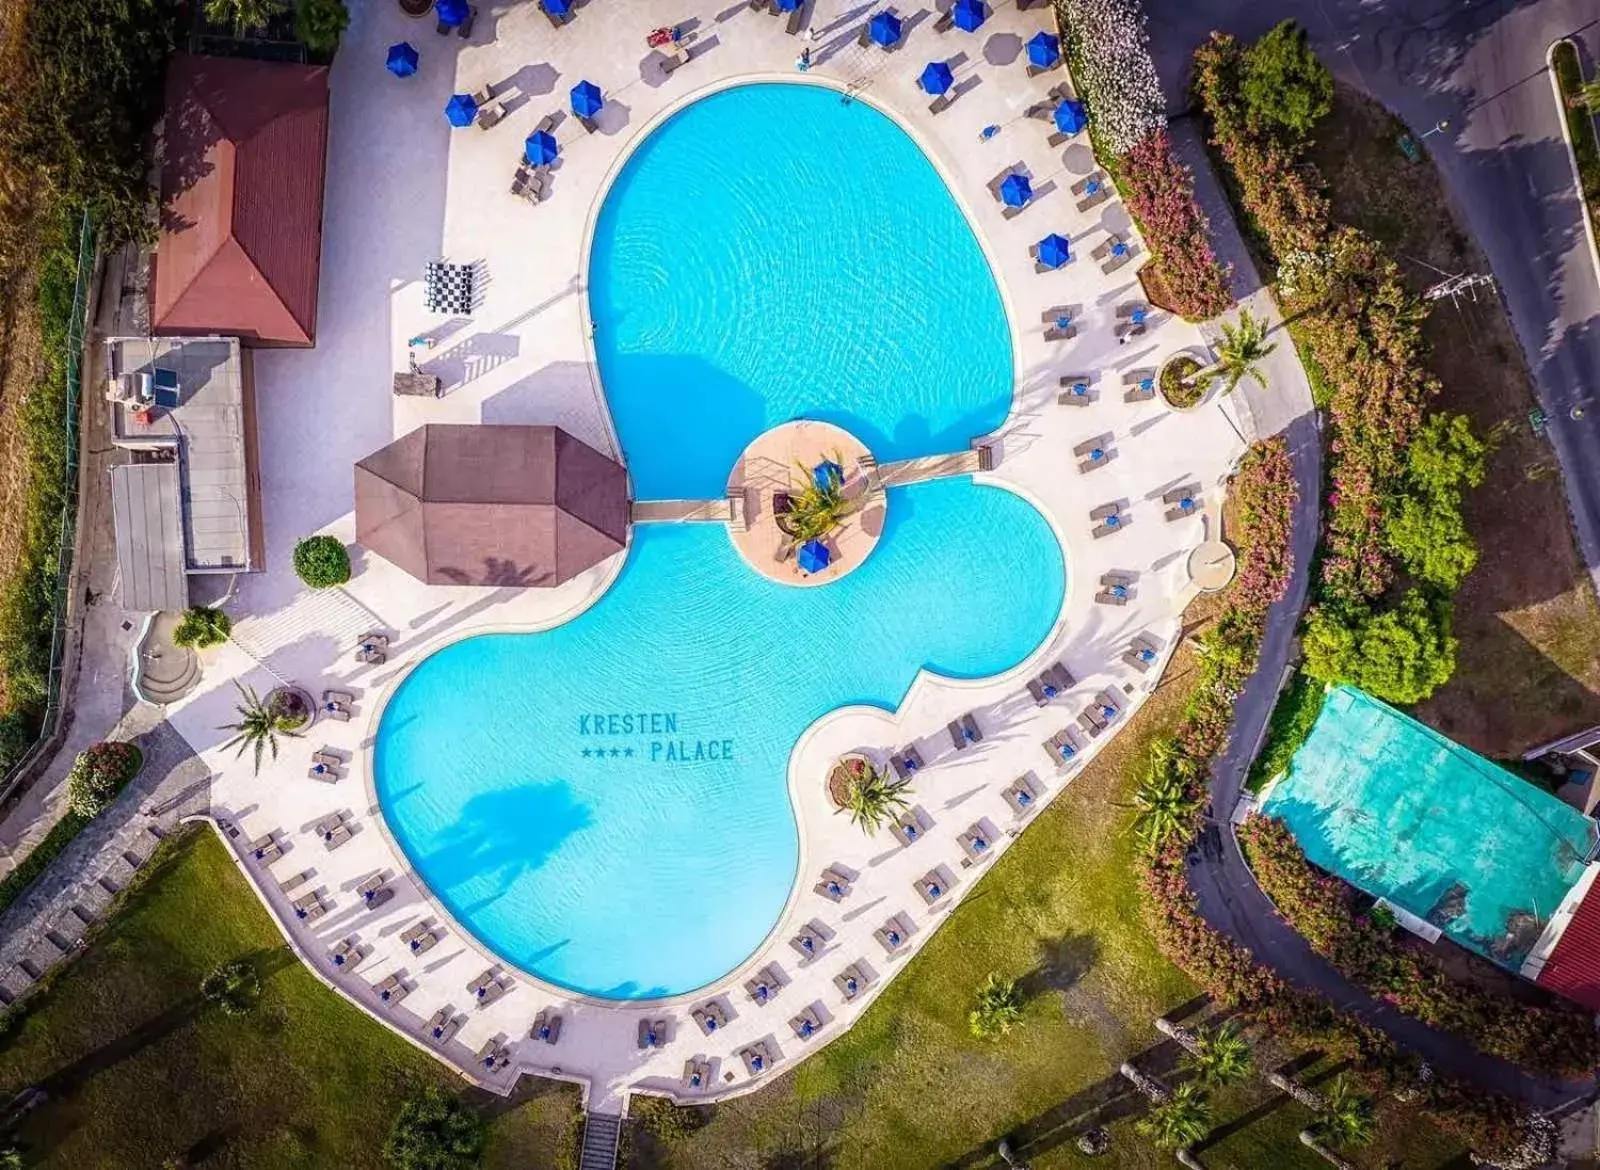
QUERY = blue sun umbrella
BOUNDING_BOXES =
[919,60,954,96]
[868,11,902,47]
[798,540,832,573]
[524,130,559,165]
[436,0,469,27]
[386,42,419,78]
[952,0,986,32]
[571,80,604,119]
[1000,173,1033,207]
[1026,31,1059,68]
[774,0,801,9]
[812,459,844,490]
[444,93,479,128]
[1054,99,1088,135]
[1037,233,1071,268]
[542,0,572,13]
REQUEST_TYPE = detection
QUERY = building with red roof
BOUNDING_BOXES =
[151,54,330,347]
[1525,867,1600,1012]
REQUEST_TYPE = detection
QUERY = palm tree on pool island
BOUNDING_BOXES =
[837,757,911,834]
[218,682,302,774]
[1193,308,1276,396]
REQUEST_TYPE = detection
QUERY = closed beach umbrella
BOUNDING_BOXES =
[386,42,419,78]
[1000,173,1033,207]
[436,0,469,27]
[868,11,903,47]
[798,540,832,573]
[1026,31,1059,69]
[1054,99,1087,135]
[571,80,604,118]
[542,0,572,13]
[444,93,479,127]
[524,130,559,165]
[919,60,954,96]
[1037,233,1071,269]
[952,0,986,32]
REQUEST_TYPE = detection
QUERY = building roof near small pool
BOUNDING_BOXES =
[1260,685,1598,971]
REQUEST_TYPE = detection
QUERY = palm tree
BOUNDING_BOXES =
[1129,741,1203,850]
[969,972,1024,1038]
[1297,1131,1355,1170]
[1310,1077,1375,1150]
[783,453,855,542]
[204,0,283,34]
[1192,308,1276,396]
[842,761,911,834]
[218,682,300,774]
[1118,1061,1171,1105]
[1184,1021,1255,1087]
[1136,1082,1212,1151]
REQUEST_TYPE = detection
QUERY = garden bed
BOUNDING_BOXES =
[1552,39,1600,240]
[1158,355,1206,409]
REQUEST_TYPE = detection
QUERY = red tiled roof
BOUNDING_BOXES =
[153,54,330,347]
[1535,877,1600,1011]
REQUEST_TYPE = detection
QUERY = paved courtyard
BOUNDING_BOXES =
[160,0,1246,1115]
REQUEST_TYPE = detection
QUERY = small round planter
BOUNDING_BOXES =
[267,685,316,731]
[827,753,873,809]
[398,0,431,16]
[1158,351,1212,412]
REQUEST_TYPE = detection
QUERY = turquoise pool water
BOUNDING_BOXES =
[374,84,1061,999]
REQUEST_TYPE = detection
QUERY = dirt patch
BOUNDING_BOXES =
[1306,88,1600,755]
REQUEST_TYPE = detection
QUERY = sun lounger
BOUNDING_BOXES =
[834,963,869,1001]
[1026,676,1052,705]
[814,866,852,901]
[1043,727,1082,767]
[1094,690,1124,723]
[428,1008,461,1045]
[684,1058,712,1088]
[691,1001,728,1035]
[322,705,350,723]
[292,889,326,921]
[1047,663,1076,692]
[638,1018,667,1048]
[1116,302,1147,320]
[1092,510,1129,539]
[356,872,385,899]
[455,5,477,36]
[915,869,949,905]
[467,968,498,998]
[1125,376,1158,402]
[475,102,504,130]
[1077,444,1113,474]
[957,823,993,861]
[790,1005,824,1040]
[323,690,353,707]
[875,915,910,954]
[1003,774,1044,815]
[1070,172,1102,196]
[929,93,954,116]
[329,937,360,970]
[323,824,353,851]
[248,833,280,862]
[1102,243,1136,274]
[889,811,926,847]
[890,745,924,781]
[313,812,343,836]
[401,921,439,954]
[1059,374,1096,405]
[1116,321,1147,342]
[932,8,954,32]
[356,631,389,654]
[949,713,982,748]
[1044,319,1077,341]
[373,972,407,1004]
[279,868,311,892]
[745,966,782,1005]
[1094,589,1130,605]
[532,1009,562,1043]
[790,925,824,962]
[740,1042,775,1076]
[475,1039,509,1070]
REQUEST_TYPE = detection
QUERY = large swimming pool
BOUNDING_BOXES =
[374,84,1064,1000]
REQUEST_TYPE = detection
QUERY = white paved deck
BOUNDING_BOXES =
[162,0,1245,1114]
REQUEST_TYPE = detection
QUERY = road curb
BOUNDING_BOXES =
[1547,39,1600,298]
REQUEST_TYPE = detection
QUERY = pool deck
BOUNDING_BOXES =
[160,0,1248,1116]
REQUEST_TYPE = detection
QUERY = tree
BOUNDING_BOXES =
[1579,78,1600,113]
[1311,1076,1375,1150]
[205,0,283,34]
[293,535,351,588]
[1194,309,1275,395]
[218,682,301,773]
[1130,738,1203,850]
[782,457,853,543]
[200,958,261,1015]
[969,972,1024,1038]
[1136,1082,1212,1150]
[841,761,911,835]
[1184,1020,1254,1086]
[65,741,142,818]
[295,0,348,54]
[1383,492,1477,590]
[384,1088,485,1170]
[172,606,232,649]
[1302,591,1456,704]
[1406,412,1487,496]
[1241,21,1333,137]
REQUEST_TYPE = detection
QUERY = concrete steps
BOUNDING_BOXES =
[577,1111,621,1170]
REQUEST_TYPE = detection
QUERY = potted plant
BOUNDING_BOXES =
[829,755,911,834]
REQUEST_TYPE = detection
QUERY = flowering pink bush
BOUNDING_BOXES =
[1117,130,1233,321]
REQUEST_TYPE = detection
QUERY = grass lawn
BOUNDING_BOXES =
[1304,88,1600,757]
[0,826,580,1169]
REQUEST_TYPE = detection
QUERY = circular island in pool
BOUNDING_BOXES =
[373,83,1064,1002]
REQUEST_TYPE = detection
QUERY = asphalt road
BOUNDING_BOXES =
[1145,0,1600,594]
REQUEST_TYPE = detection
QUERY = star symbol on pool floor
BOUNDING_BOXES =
[623,747,635,757]
[580,748,591,758]
[610,748,622,758]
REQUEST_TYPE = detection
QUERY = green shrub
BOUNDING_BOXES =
[0,711,36,775]
[1247,672,1326,791]
[630,1095,704,1144]
[295,0,348,55]
[292,536,350,588]
[204,0,283,34]
[1303,591,1456,704]
[1407,413,1487,496]
[1383,492,1477,591]
[1240,20,1333,137]
[65,740,142,818]
[1554,41,1600,230]
[0,811,89,916]
[199,958,261,1015]
[384,1089,485,1170]
[968,972,1024,1038]
[172,606,232,649]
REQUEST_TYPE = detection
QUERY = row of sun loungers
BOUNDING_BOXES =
[1026,661,1075,704]
[356,871,394,911]
[947,712,982,749]
[1090,234,1137,274]
[1091,502,1129,539]
[1164,483,1203,522]
[889,744,924,780]
[354,631,388,665]
[1075,433,1115,473]
[1097,570,1135,606]
[1042,304,1078,340]
[308,748,342,782]
[468,967,508,1008]
[1072,171,1112,213]
[322,690,354,722]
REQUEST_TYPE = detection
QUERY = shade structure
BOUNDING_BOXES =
[355,424,629,588]
[798,540,832,573]
[868,11,903,47]
[386,42,419,78]
[542,0,572,12]
[919,61,954,96]
[774,0,801,9]
[524,129,559,165]
[952,0,986,32]
[999,173,1033,207]
[1037,233,1071,269]
[1054,99,1087,135]
[445,93,479,127]
[1026,31,1059,68]
[436,0,469,26]
[571,80,603,118]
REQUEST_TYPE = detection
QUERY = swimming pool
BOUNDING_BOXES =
[374,84,1063,1000]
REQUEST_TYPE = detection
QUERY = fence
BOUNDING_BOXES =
[0,209,97,808]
